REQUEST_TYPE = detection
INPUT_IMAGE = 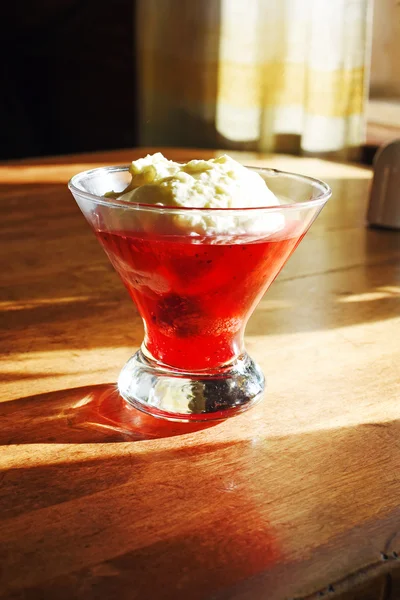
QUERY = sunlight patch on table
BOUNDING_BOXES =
[338,285,400,303]
[0,296,92,312]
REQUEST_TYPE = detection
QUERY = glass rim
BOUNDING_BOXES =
[68,164,332,212]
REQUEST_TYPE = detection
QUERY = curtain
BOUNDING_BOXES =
[136,0,372,157]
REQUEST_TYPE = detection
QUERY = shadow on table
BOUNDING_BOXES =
[0,384,219,445]
[2,410,400,599]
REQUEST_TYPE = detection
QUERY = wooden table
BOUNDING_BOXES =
[1,149,400,600]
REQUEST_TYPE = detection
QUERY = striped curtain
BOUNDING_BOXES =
[136,0,372,156]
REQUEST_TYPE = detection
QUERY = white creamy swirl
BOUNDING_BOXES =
[107,153,284,237]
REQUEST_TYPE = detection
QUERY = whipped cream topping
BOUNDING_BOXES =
[106,153,284,237]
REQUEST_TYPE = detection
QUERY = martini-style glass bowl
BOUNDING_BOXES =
[69,166,331,421]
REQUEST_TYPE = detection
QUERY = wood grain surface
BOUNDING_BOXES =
[1,149,400,600]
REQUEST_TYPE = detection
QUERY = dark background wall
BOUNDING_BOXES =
[0,0,137,160]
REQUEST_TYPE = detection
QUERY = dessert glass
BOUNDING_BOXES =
[69,166,331,421]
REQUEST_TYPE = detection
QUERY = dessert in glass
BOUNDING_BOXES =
[69,154,331,421]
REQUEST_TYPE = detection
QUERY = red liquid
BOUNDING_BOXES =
[96,225,304,370]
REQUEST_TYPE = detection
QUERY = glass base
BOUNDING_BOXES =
[118,349,265,422]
